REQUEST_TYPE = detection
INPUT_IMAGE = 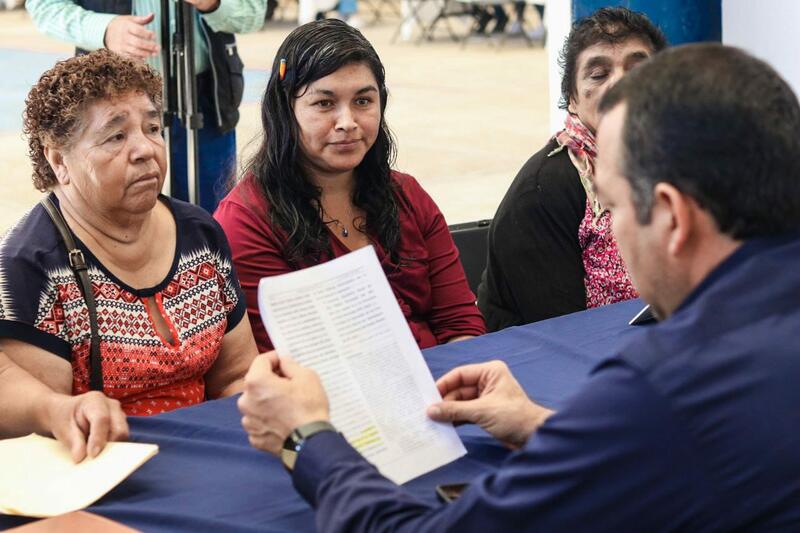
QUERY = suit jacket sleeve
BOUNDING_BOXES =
[292,360,703,532]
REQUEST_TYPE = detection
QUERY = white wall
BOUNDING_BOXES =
[722,0,800,97]
[546,0,571,133]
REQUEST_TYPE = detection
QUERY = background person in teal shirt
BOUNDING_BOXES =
[26,0,266,213]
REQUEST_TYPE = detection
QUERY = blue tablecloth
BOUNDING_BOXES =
[1,299,645,532]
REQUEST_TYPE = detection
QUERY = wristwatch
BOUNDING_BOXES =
[281,421,337,471]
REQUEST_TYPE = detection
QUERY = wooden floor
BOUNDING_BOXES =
[0,5,550,232]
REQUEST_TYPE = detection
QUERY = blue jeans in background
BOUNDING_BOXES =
[339,0,357,16]
[169,116,236,214]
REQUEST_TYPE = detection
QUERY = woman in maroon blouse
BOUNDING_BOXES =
[215,19,485,352]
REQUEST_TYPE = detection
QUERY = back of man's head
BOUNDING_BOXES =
[599,43,800,239]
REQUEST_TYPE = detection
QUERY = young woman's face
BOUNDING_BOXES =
[293,62,381,182]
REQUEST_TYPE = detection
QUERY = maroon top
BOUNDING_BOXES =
[214,171,486,352]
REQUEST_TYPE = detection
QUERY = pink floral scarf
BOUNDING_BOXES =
[553,114,638,308]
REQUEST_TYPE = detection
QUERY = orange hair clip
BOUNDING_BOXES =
[279,58,287,81]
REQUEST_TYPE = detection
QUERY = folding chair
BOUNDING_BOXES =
[449,219,492,296]
[361,0,402,23]
[391,0,470,44]
[455,0,541,49]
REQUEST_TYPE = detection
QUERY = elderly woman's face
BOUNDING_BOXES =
[57,91,166,215]
[292,62,381,183]
[569,37,653,133]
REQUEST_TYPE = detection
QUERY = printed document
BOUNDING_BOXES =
[258,246,466,484]
[0,434,158,517]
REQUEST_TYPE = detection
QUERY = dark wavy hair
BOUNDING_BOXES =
[245,19,399,265]
[558,7,667,110]
[599,44,800,238]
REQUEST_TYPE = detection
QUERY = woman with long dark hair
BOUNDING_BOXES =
[215,19,485,352]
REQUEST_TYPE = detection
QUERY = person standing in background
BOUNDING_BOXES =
[26,0,267,213]
[297,0,360,26]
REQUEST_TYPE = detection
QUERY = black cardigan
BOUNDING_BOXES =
[478,138,587,332]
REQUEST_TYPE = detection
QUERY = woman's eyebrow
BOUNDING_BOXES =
[95,113,128,137]
[583,55,612,73]
[624,50,651,67]
[308,85,378,96]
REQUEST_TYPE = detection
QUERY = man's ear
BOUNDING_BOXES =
[652,182,694,258]
[43,145,70,185]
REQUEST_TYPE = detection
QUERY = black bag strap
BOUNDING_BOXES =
[40,197,104,392]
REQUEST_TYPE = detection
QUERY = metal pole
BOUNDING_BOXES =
[160,0,174,197]
[171,0,203,206]
[183,0,202,207]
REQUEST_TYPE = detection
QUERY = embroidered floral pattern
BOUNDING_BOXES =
[556,115,638,308]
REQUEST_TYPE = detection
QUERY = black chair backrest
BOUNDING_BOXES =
[449,219,492,296]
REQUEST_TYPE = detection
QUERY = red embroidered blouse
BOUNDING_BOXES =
[214,171,486,352]
[0,196,246,416]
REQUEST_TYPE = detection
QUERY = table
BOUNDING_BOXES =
[391,0,466,44]
[1,299,645,532]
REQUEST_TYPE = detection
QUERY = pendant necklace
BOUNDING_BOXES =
[322,210,350,238]
[328,219,349,238]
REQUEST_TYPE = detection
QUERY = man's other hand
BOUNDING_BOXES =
[427,360,553,449]
[104,14,159,59]
[44,391,129,463]
[238,352,330,455]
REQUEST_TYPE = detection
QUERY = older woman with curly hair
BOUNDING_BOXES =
[0,50,257,424]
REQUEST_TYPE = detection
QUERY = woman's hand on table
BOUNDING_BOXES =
[427,360,554,449]
[41,391,129,463]
[238,352,330,455]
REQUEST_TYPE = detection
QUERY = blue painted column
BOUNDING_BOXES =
[572,0,721,44]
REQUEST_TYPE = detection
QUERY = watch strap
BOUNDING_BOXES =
[282,421,337,471]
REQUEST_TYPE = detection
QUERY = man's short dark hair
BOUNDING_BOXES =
[559,7,667,110]
[599,43,800,239]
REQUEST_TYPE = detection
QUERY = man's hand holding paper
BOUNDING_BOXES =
[427,360,554,449]
[242,246,467,484]
[239,352,331,455]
